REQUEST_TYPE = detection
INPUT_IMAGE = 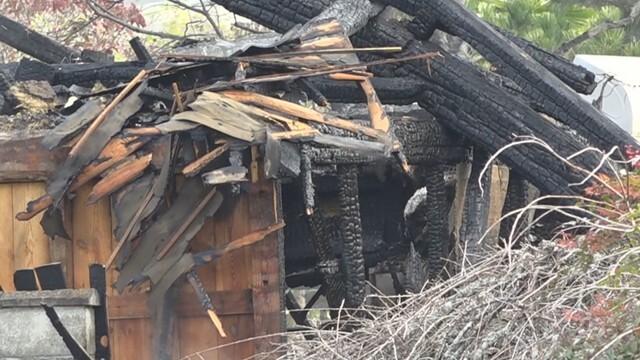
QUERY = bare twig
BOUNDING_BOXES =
[84,0,187,41]
[554,0,640,54]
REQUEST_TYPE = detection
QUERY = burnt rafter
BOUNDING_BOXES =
[210,0,605,195]
[403,0,637,153]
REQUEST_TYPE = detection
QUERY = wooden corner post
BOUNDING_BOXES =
[249,146,285,357]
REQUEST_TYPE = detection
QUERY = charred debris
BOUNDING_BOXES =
[0,0,635,339]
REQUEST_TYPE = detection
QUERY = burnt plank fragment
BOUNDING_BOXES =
[46,82,147,208]
[129,37,154,63]
[89,264,111,360]
[13,269,38,291]
[42,99,105,150]
[34,262,66,290]
[0,14,81,63]
[460,148,492,266]
[422,165,449,280]
[40,206,71,240]
[499,171,530,248]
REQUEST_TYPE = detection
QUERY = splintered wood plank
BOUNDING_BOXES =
[110,319,153,360]
[0,184,14,291]
[12,182,50,270]
[250,177,284,356]
[72,182,113,290]
[178,317,218,360]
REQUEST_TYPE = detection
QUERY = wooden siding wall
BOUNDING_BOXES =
[0,179,282,360]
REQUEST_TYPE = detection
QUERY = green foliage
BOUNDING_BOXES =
[467,0,640,57]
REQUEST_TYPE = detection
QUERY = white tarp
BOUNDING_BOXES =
[573,54,640,138]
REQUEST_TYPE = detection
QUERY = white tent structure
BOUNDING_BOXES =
[573,55,640,139]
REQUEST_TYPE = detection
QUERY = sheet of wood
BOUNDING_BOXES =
[12,182,50,270]
[72,182,113,290]
[0,184,14,291]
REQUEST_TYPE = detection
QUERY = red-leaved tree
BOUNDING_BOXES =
[0,0,147,62]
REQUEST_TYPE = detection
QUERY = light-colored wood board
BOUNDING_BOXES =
[72,182,112,290]
[0,184,14,291]
[12,182,50,270]
[178,316,219,360]
[487,165,509,243]
[110,319,153,360]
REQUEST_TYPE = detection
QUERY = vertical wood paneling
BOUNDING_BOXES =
[109,319,153,360]
[72,182,113,289]
[48,197,74,287]
[250,180,284,356]
[12,182,50,270]
[0,184,14,291]
[179,317,219,360]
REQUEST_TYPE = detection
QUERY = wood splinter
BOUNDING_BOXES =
[86,153,153,205]
[182,143,230,177]
[186,270,227,338]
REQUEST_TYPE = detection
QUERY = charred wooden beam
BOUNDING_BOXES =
[0,14,81,64]
[209,0,605,196]
[422,165,449,280]
[499,170,530,248]
[407,0,638,152]
[460,148,492,266]
[337,165,365,307]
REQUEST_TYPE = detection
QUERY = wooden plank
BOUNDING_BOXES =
[107,289,254,320]
[249,172,284,355]
[72,182,113,289]
[109,319,153,360]
[0,184,14,291]
[12,182,50,269]
[217,314,255,360]
[0,133,68,182]
[214,194,252,292]
[178,317,219,360]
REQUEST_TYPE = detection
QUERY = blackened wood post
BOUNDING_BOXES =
[0,14,81,63]
[89,264,110,360]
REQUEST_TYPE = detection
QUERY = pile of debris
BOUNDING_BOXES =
[2,15,446,337]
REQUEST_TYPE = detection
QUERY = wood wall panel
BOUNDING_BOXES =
[11,182,50,270]
[0,184,14,291]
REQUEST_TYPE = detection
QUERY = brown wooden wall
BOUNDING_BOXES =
[0,178,282,359]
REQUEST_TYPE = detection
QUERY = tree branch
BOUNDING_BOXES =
[85,0,187,41]
[554,0,640,54]
[167,0,227,40]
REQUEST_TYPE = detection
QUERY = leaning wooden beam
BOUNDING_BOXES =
[86,153,153,205]
[220,90,389,141]
[182,143,230,177]
[68,69,148,159]
[0,14,81,63]
[155,187,218,261]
